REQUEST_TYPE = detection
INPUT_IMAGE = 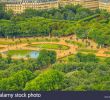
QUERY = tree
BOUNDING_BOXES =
[75,52,98,63]
[105,57,110,65]
[0,70,35,91]
[37,50,56,67]
[0,3,5,19]
[24,69,65,91]
[7,54,12,63]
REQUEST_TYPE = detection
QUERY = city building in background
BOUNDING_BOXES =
[63,0,99,10]
[4,0,59,13]
[99,0,110,12]
[0,0,110,13]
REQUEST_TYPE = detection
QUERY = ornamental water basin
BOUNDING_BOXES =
[2,50,39,59]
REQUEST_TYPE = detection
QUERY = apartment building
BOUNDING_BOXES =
[82,0,99,10]
[5,0,59,13]
[1,0,110,13]
[99,0,110,12]
[60,0,99,10]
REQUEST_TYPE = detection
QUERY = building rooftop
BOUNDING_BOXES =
[99,0,110,3]
[0,0,58,3]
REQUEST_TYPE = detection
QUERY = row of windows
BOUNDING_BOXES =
[6,2,58,7]
[6,4,57,8]
[6,6,57,13]
[5,3,58,10]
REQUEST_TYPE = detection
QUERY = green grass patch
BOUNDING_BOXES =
[28,43,70,50]
[78,49,98,53]
[0,38,60,45]
[0,41,16,45]
[65,40,85,47]
[104,51,110,54]
[6,50,33,56]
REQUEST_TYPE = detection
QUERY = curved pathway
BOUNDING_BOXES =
[0,35,110,59]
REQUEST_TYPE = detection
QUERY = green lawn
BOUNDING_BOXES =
[0,41,16,45]
[7,50,33,56]
[104,51,110,54]
[65,40,85,47]
[78,49,98,53]
[0,38,60,45]
[28,43,70,50]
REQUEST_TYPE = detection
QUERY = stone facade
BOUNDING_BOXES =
[1,0,110,13]
[59,0,99,10]
[5,0,59,13]
[99,0,110,12]
[71,0,99,10]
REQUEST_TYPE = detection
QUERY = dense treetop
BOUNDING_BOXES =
[0,4,110,47]
[0,51,110,91]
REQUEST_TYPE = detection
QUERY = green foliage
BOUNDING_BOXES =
[74,18,110,46]
[24,69,65,91]
[37,50,56,67]
[22,5,94,20]
[0,58,39,79]
[64,70,88,91]
[104,57,110,65]
[52,62,110,91]
[52,62,97,73]
[0,4,97,37]
[0,17,74,37]
[0,53,110,91]
[75,52,99,63]
[0,3,13,19]
[0,70,35,91]
[0,4,110,46]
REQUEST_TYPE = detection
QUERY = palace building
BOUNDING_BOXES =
[99,0,110,12]
[4,0,59,13]
[71,0,99,10]
[0,0,110,13]
[59,0,99,10]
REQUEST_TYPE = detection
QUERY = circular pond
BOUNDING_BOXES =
[2,50,39,59]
